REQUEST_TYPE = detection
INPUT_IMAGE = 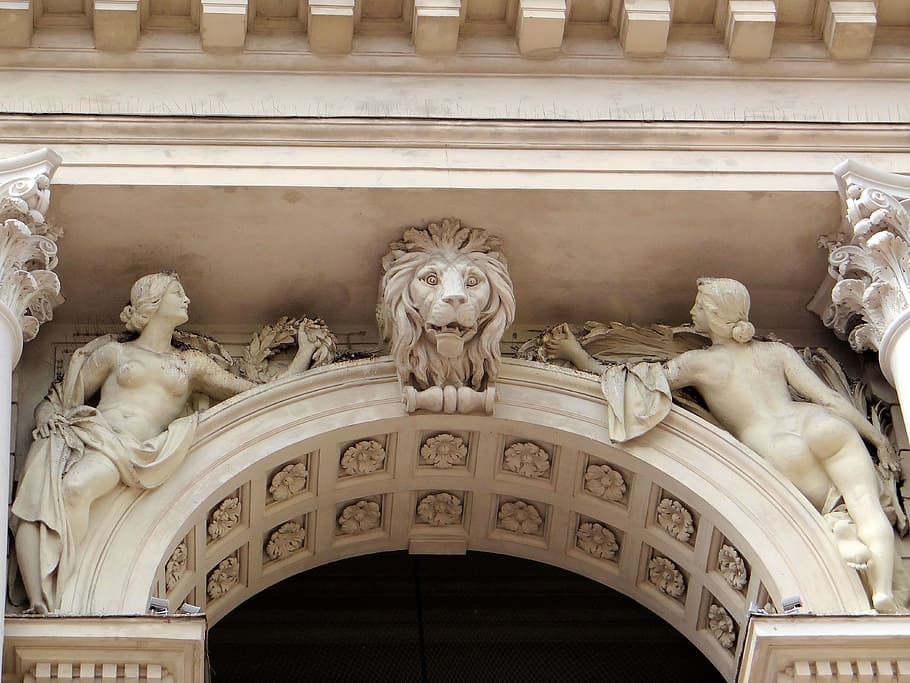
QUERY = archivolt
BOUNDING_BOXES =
[68,358,868,681]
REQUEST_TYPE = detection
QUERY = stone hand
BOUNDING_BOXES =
[543,324,583,362]
[876,439,900,473]
[33,412,67,439]
[296,321,321,359]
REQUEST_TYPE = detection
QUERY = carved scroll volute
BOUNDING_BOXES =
[0,148,64,355]
[819,160,910,354]
[377,219,515,415]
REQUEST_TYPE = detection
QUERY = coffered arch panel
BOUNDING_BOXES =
[66,358,869,682]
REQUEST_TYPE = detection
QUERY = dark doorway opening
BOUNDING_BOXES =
[208,551,726,682]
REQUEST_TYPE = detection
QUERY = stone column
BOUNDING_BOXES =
[816,162,910,438]
[0,148,63,652]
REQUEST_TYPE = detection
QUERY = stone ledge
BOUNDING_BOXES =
[738,614,910,682]
[3,615,207,683]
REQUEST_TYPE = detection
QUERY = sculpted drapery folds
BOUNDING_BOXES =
[545,277,906,614]
[11,272,329,614]
[378,219,515,414]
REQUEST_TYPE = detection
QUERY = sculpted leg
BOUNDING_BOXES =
[61,451,120,548]
[823,444,898,613]
[14,521,48,614]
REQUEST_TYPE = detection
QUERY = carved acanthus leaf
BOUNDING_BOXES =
[648,556,686,597]
[266,522,306,560]
[208,497,241,541]
[206,556,239,599]
[576,522,619,560]
[416,492,463,526]
[583,464,627,502]
[164,542,188,593]
[708,603,737,650]
[419,434,468,468]
[502,442,550,478]
[0,151,64,344]
[340,440,386,476]
[269,462,309,501]
[497,500,543,535]
[337,500,382,535]
[657,498,695,542]
[819,172,910,351]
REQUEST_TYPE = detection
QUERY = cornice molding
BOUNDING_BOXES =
[2,116,910,151]
[3,117,908,191]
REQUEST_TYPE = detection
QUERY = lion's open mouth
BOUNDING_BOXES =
[425,322,477,358]
[426,322,475,337]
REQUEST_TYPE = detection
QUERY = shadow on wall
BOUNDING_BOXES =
[208,550,725,682]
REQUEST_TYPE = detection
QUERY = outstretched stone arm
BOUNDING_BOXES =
[188,351,257,401]
[190,323,321,401]
[544,326,608,375]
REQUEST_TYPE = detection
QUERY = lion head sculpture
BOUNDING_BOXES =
[378,219,515,405]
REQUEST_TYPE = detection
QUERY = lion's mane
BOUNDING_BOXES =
[378,219,515,391]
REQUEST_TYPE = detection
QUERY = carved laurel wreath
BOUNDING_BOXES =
[240,316,337,383]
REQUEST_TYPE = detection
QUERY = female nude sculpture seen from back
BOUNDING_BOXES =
[12,272,323,614]
[548,277,902,613]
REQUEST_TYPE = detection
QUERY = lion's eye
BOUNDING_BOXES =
[423,274,439,286]
[466,276,479,287]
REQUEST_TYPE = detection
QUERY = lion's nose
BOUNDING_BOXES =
[441,269,468,307]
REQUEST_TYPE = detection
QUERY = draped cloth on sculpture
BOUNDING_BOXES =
[10,336,197,611]
[600,362,672,442]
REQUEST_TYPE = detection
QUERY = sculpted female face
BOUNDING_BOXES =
[154,279,191,326]
[689,291,713,334]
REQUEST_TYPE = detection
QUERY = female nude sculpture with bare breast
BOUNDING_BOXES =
[548,278,902,613]
[12,272,320,613]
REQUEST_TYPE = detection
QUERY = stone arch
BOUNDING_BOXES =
[67,358,869,681]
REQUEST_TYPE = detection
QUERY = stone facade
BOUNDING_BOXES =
[3,9,910,679]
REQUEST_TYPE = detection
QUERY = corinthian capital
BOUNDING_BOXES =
[818,160,910,353]
[0,149,64,351]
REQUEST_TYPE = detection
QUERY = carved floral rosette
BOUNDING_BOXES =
[340,440,387,477]
[648,556,686,598]
[497,500,543,535]
[502,442,551,479]
[337,499,382,535]
[164,541,188,593]
[416,492,463,526]
[420,434,468,468]
[656,498,695,543]
[0,149,64,345]
[575,522,619,561]
[266,522,306,560]
[208,496,241,542]
[707,603,737,650]
[207,556,240,600]
[717,544,748,591]
[269,462,309,502]
[819,162,910,352]
[583,463,626,502]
